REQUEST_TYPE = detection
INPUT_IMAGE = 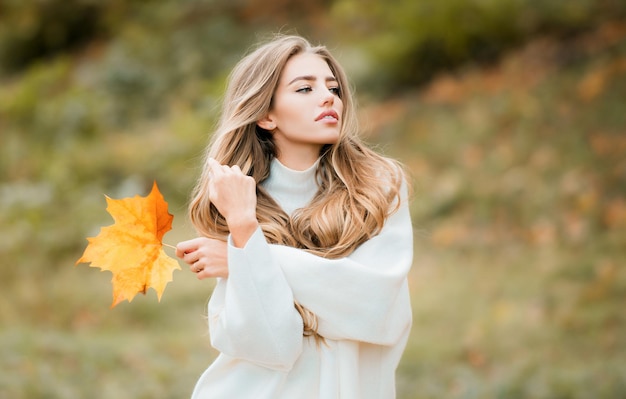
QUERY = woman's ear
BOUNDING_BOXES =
[257,115,276,131]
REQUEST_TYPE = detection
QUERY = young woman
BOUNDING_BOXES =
[175,34,414,399]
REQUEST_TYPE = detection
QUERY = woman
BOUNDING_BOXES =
[175,34,414,399]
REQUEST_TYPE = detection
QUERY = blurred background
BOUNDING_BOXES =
[1,0,625,398]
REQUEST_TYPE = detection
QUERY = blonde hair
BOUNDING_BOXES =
[189,34,404,337]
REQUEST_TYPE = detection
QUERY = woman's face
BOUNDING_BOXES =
[263,52,344,169]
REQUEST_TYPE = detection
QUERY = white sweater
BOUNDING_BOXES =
[191,159,413,399]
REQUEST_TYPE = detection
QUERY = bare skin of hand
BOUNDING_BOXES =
[207,158,259,248]
[176,237,228,279]
[175,158,258,279]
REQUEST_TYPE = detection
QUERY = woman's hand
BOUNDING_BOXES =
[176,237,228,279]
[208,158,259,247]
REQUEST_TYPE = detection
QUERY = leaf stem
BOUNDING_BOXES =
[163,243,177,250]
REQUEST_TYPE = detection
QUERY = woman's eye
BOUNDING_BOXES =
[329,87,341,96]
[296,86,312,93]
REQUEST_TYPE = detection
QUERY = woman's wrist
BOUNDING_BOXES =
[227,216,259,248]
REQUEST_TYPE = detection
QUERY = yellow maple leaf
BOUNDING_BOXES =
[76,182,180,307]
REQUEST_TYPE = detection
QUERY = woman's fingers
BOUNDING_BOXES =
[206,158,257,224]
[175,237,207,260]
[175,239,196,259]
[175,237,228,279]
[208,158,230,178]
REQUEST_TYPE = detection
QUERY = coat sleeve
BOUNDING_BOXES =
[207,227,304,372]
[270,182,414,345]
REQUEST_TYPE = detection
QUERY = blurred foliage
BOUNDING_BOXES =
[0,0,331,74]
[331,0,626,94]
[384,23,626,397]
[0,0,129,73]
[0,1,625,398]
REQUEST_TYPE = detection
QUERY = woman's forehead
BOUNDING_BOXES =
[280,53,335,84]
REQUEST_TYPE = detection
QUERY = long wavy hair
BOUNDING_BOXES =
[189,34,404,336]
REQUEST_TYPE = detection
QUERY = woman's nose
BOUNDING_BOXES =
[320,89,335,106]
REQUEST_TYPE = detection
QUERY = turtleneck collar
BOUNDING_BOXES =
[261,158,320,215]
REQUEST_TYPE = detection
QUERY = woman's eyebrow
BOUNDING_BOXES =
[287,75,338,86]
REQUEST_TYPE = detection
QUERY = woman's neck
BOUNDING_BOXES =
[275,145,321,171]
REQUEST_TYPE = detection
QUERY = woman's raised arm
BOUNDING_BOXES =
[271,182,414,345]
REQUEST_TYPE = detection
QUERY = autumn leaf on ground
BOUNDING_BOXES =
[76,182,180,307]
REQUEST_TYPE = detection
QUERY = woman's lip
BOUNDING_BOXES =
[318,117,339,125]
[315,110,339,121]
